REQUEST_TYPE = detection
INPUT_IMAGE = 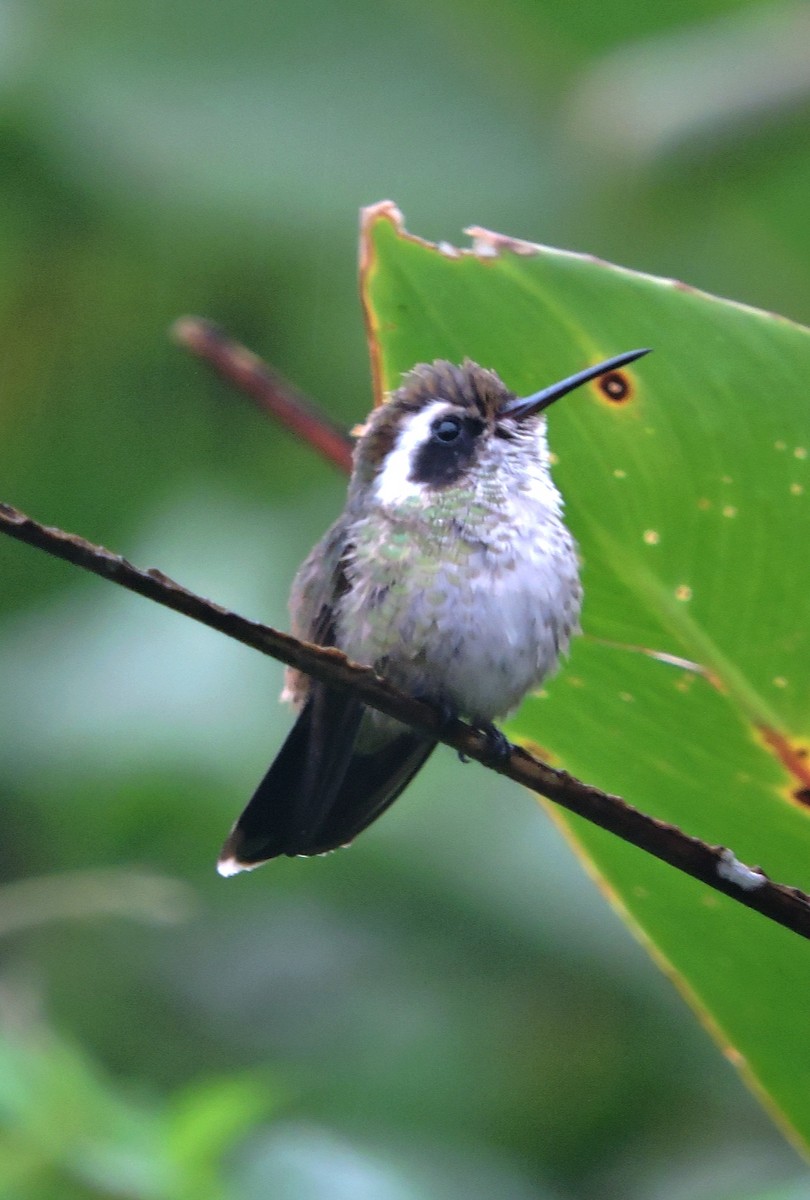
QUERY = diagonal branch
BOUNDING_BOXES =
[2,498,810,939]
[172,317,355,473]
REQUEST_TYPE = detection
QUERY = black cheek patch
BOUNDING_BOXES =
[410,420,482,487]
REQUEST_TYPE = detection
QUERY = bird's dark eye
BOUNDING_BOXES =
[432,416,462,443]
[413,414,484,486]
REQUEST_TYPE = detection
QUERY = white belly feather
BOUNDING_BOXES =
[336,508,581,724]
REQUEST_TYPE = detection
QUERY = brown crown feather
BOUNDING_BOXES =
[394,359,514,420]
[355,360,515,479]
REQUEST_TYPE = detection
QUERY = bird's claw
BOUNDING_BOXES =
[413,695,510,766]
[478,722,512,765]
[413,691,460,739]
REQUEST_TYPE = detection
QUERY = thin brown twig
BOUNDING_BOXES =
[2,498,809,939]
[171,317,356,473]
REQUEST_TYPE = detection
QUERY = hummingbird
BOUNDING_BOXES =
[218,347,650,874]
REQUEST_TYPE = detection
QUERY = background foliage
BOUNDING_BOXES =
[1,1,809,1197]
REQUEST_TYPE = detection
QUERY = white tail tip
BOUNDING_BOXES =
[217,856,249,878]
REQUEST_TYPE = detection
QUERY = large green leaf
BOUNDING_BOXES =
[360,202,810,1151]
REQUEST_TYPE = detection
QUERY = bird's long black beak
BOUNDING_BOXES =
[503,347,651,420]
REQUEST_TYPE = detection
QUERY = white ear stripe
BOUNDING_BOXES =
[374,401,448,507]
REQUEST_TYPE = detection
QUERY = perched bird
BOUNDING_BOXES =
[218,348,649,874]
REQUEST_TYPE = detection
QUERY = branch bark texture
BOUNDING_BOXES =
[2,499,810,940]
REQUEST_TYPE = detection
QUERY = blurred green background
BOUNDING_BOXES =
[1,1,810,1197]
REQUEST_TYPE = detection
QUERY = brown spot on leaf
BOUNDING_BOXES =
[757,726,810,812]
[598,370,634,404]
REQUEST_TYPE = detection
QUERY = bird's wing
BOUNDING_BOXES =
[311,715,436,853]
[218,697,436,869]
[281,520,350,707]
[220,515,436,870]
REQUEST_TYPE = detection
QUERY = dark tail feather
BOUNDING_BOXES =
[218,685,364,873]
[315,725,436,851]
[218,692,436,873]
